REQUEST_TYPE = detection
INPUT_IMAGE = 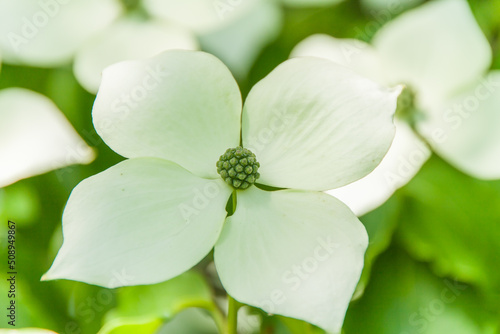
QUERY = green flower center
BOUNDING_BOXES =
[395,85,422,127]
[216,146,260,190]
[121,0,141,10]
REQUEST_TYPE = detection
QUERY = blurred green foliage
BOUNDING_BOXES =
[344,246,499,334]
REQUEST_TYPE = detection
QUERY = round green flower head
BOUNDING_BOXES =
[217,146,260,190]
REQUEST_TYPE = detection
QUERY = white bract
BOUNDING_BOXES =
[43,50,400,333]
[0,0,346,90]
[0,329,58,334]
[0,0,197,93]
[291,0,500,215]
[141,0,345,78]
[0,53,94,187]
[0,0,120,67]
[144,0,344,33]
[0,88,95,188]
[73,16,197,93]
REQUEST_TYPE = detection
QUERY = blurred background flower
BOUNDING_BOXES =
[291,0,500,215]
[0,88,94,188]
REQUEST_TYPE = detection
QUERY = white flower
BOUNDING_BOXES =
[73,15,197,93]
[0,0,348,90]
[43,50,400,333]
[0,0,197,93]
[144,0,344,33]
[0,0,120,67]
[291,0,500,215]
[137,0,346,78]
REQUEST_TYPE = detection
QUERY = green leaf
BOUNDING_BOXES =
[396,155,500,296]
[0,183,40,227]
[0,278,59,329]
[62,281,117,334]
[98,271,217,334]
[113,270,214,319]
[260,315,325,334]
[355,196,402,297]
[97,316,163,334]
[99,308,221,334]
[344,245,498,334]
[468,0,500,42]
[158,308,219,334]
[276,316,325,334]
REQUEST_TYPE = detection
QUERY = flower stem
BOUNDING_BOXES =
[226,295,240,334]
[207,304,226,334]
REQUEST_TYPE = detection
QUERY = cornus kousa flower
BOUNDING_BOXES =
[0,0,345,92]
[0,0,197,93]
[43,50,400,332]
[111,0,345,80]
[292,0,500,215]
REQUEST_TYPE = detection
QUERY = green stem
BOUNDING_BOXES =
[226,296,240,334]
[207,304,226,334]
[219,192,241,334]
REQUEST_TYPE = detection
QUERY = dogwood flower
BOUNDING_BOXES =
[43,50,400,332]
[73,14,197,93]
[140,0,346,78]
[144,0,344,30]
[0,54,94,187]
[291,0,500,215]
[0,0,346,91]
[0,0,120,67]
[0,0,197,93]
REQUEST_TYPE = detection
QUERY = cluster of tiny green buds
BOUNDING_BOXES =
[217,146,260,190]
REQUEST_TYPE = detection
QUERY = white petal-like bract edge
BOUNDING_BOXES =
[0,0,121,67]
[373,0,492,103]
[0,88,94,188]
[143,0,263,33]
[93,50,241,179]
[215,187,368,333]
[242,57,401,191]
[74,17,198,93]
[328,121,430,216]
[199,1,282,78]
[44,158,232,287]
[290,34,383,83]
[420,71,500,180]
[0,329,58,334]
